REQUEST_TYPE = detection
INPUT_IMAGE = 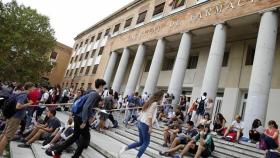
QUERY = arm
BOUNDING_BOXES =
[81,93,95,123]
[16,102,31,109]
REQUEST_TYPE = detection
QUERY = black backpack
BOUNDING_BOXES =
[197,97,206,115]
[2,93,25,119]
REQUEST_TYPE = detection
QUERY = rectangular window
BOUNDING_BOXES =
[91,49,96,58]
[79,42,83,48]
[50,52,58,60]
[80,67,84,74]
[222,51,230,67]
[124,18,133,29]
[85,66,91,75]
[162,58,175,71]
[85,39,88,45]
[79,54,83,61]
[98,47,104,56]
[144,59,152,72]
[87,83,92,90]
[96,32,102,40]
[69,69,73,76]
[104,28,110,36]
[75,55,78,62]
[85,51,89,59]
[74,68,78,75]
[92,65,98,74]
[245,45,255,65]
[75,44,79,50]
[113,24,120,33]
[70,57,73,63]
[187,55,199,69]
[90,36,95,42]
[66,70,69,76]
[170,0,186,9]
[137,11,147,24]
[153,2,165,16]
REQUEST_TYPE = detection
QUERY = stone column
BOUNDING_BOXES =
[168,32,192,106]
[143,38,165,95]
[103,51,118,87]
[244,11,278,136]
[200,24,227,100]
[112,48,130,93]
[124,44,146,96]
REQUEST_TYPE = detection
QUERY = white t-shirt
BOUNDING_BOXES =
[231,120,244,131]
[139,102,157,126]
[39,92,49,108]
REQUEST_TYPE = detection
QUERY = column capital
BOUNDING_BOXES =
[258,7,278,14]
[180,31,194,37]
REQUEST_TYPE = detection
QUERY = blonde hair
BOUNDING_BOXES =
[142,90,164,112]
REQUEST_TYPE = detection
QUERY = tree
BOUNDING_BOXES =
[0,0,56,83]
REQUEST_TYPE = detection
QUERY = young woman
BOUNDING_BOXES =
[249,119,263,143]
[118,90,164,158]
[260,120,279,150]
[199,113,212,126]
[213,113,226,136]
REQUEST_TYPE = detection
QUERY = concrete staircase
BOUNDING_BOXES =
[9,111,267,158]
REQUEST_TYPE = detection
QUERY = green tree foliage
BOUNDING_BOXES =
[0,0,56,83]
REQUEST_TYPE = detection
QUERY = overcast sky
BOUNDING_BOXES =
[3,0,134,47]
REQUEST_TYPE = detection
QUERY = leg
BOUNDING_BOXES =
[223,127,231,137]
[137,123,150,158]
[194,144,205,158]
[128,123,144,149]
[170,133,177,144]
[164,144,185,155]
[0,135,8,156]
[170,138,180,148]
[72,121,90,158]
[180,142,196,157]
[49,132,62,145]
[27,129,45,144]
[26,127,39,140]
[236,130,241,141]
[163,130,170,145]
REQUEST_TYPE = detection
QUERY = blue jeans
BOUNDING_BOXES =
[128,122,150,158]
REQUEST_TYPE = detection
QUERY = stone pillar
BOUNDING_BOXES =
[200,24,227,100]
[124,44,146,96]
[244,11,278,136]
[112,48,130,93]
[143,38,165,95]
[168,32,192,106]
[103,51,118,87]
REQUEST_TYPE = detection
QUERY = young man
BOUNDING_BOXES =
[223,115,244,142]
[50,79,106,158]
[0,82,34,157]
[36,85,49,121]
[193,92,208,126]
[103,89,117,128]
[18,109,61,148]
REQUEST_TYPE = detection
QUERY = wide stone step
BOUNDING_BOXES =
[31,142,73,158]
[82,146,106,158]
[10,141,35,158]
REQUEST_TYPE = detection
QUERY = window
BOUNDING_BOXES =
[98,47,104,56]
[137,11,147,24]
[75,44,79,50]
[66,70,69,76]
[187,55,199,69]
[91,49,96,58]
[162,58,175,71]
[79,54,84,61]
[124,18,133,29]
[80,67,84,74]
[104,28,110,36]
[69,69,73,76]
[85,39,88,45]
[96,32,102,41]
[90,36,95,42]
[222,51,230,67]
[85,51,89,59]
[245,45,255,65]
[170,0,186,9]
[113,24,120,33]
[153,3,165,16]
[85,66,91,75]
[74,55,78,62]
[70,57,74,63]
[74,68,78,75]
[87,83,92,90]
[144,59,152,72]
[92,65,98,74]
[79,42,83,48]
[50,52,58,60]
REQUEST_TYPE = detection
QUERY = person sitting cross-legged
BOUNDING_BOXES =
[173,124,213,158]
[162,117,182,147]
[18,109,61,148]
[159,121,198,157]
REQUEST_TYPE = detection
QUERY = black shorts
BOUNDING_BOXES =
[189,145,211,157]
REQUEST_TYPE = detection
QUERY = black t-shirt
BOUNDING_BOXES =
[47,117,61,132]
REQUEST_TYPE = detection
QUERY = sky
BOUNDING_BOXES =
[2,0,134,47]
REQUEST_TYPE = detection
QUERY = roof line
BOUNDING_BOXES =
[74,0,144,40]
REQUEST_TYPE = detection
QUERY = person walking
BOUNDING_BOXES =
[118,90,164,158]
[49,79,106,158]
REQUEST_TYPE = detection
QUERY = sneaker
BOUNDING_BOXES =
[118,146,127,158]
[162,143,168,147]
[41,143,52,149]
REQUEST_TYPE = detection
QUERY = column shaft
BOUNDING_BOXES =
[143,38,165,95]
[168,32,192,106]
[244,11,278,135]
[124,44,146,96]
[112,48,130,93]
[103,51,118,86]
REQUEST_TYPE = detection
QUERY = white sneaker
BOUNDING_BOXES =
[118,146,127,158]
[41,144,51,149]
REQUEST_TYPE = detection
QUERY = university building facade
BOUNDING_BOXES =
[63,0,280,135]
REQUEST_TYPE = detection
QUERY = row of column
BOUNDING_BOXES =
[104,11,278,133]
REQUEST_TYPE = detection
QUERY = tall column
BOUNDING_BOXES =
[143,38,165,95]
[244,11,278,136]
[112,48,130,93]
[103,51,118,87]
[168,32,192,106]
[200,23,227,100]
[124,44,146,96]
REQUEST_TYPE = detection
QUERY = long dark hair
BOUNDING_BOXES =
[268,120,278,129]
[215,113,226,123]
[252,119,261,129]
[142,90,164,112]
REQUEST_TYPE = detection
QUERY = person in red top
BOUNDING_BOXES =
[26,86,41,126]
[261,120,279,151]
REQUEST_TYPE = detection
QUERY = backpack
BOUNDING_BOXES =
[71,93,90,114]
[197,97,206,115]
[2,93,25,119]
